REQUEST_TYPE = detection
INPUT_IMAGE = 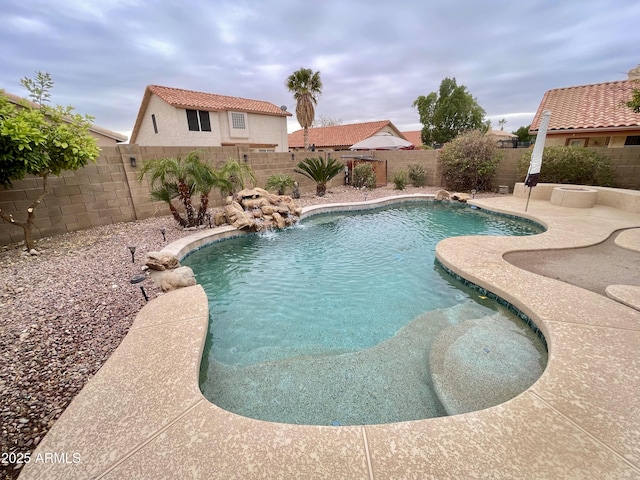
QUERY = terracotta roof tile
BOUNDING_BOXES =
[400,131,423,146]
[148,85,291,117]
[288,120,406,148]
[530,80,640,132]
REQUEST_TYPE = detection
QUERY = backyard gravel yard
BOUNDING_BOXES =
[0,184,493,478]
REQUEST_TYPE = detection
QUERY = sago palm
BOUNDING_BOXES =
[286,68,322,150]
[294,156,343,196]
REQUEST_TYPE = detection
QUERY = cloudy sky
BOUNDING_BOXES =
[2,0,639,141]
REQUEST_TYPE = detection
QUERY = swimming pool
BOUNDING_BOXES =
[184,202,547,425]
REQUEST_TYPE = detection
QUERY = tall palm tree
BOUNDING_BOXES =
[286,68,322,150]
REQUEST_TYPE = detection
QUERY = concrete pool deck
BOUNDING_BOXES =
[20,191,640,479]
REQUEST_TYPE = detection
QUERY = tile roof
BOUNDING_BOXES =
[288,120,406,148]
[147,85,291,117]
[400,130,423,146]
[530,80,640,133]
[2,90,128,142]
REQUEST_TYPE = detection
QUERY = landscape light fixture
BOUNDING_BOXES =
[130,274,149,302]
[206,212,212,228]
[127,245,136,263]
[243,154,248,162]
[160,227,166,242]
[471,189,477,199]
[129,157,136,168]
[291,153,295,161]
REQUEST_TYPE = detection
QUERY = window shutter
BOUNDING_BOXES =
[186,110,200,131]
[199,111,212,131]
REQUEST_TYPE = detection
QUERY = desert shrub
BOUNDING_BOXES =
[438,130,501,191]
[393,170,408,190]
[408,163,427,186]
[352,163,376,188]
[265,174,295,195]
[517,146,613,186]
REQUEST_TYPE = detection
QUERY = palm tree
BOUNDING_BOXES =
[286,68,322,150]
[217,158,257,196]
[294,156,343,196]
[265,174,295,195]
[138,151,223,227]
[498,118,507,131]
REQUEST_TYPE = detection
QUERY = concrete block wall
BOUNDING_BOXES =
[1,145,638,247]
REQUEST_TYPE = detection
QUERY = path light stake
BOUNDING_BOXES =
[471,189,476,199]
[130,274,148,302]
[128,245,136,263]
[160,227,166,242]
[206,213,212,228]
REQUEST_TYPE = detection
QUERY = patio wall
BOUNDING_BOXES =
[1,145,639,246]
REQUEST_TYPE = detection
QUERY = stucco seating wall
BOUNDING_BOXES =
[514,182,640,213]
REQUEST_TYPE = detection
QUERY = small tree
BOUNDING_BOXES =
[265,174,295,195]
[438,130,501,191]
[627,88,640,113]
[294,156,343,196]
[412,77,488,145]
[0,72,100,251]
[513,125,534,143]
[138,151,224,228]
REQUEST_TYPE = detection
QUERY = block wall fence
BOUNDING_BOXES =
[1,145,639,246]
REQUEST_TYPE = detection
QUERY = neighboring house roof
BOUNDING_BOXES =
[487,129,517,139]
[401,131,423,146]
[530,80,640,134]
[288,120,407,149]
[130,85,291,144]
[2,90,128,143]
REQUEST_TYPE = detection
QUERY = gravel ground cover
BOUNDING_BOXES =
[0,184,494,478]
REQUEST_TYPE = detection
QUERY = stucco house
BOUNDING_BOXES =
[529,66,640,148]
[2,91,127,146]
[288,120,408,151]
[130,85,291,151]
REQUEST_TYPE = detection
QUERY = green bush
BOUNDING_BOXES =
[518,146,613,186]
[408,163,427,186]
[352,163,376,189]
[393,170,408,190]
[265,173,295,195]
[438,130,501,191]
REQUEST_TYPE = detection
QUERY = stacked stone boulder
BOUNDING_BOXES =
[144,251,196,292]
[217,188,302,232]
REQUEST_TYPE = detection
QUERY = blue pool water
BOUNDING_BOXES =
[184,202,547,425]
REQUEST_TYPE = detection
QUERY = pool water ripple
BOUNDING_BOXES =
[184,202,546,425]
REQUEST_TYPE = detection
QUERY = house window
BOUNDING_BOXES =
[567,138,587,147]
[624,135,640,146]
[186,109,212,132]
[231,112,246,130]
[151,114,158,134]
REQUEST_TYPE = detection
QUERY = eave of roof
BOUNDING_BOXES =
[530,79,640,133]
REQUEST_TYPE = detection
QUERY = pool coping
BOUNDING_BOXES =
[20,194,640,479]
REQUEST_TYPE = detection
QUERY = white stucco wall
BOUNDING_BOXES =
[134,94,222,146]
[134,94,288,150]
[219,112,288,152]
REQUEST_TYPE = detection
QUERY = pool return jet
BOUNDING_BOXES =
[524,110,551,211]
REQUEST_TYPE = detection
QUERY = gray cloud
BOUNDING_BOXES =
[2,0,638,139]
